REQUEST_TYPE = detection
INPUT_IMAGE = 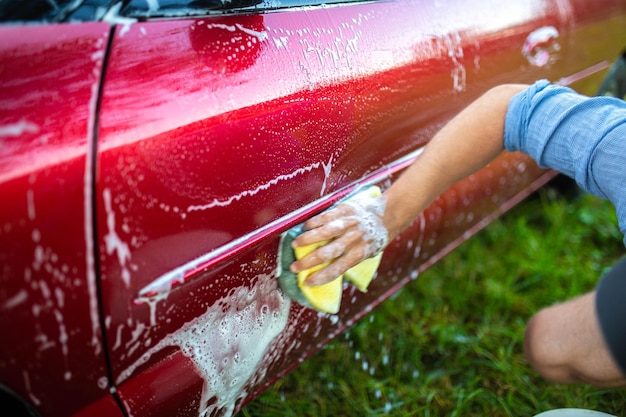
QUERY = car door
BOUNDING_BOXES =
[0,18,125,417]
[95,0,626,416]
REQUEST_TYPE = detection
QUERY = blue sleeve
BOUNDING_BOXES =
[504,80,626,245]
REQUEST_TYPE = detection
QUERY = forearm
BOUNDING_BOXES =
[382,83,528,240]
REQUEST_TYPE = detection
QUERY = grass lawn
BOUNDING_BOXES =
[242,178,626,416]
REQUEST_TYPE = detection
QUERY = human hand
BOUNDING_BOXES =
[289,193,389,286]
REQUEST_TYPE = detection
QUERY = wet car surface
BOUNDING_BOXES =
[1,0,625,416]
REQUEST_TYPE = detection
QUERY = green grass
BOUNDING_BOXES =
[242,179,626,417]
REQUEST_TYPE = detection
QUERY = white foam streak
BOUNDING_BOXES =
[235,23,268,42]
[187,161,324,212]
[1,289,28,310]
[103,188,132,287]
[0,119,39,137]
[103,3,137,37]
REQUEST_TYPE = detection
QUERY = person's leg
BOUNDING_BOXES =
[523,290,626,387]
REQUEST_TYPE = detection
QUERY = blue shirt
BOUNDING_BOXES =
[504,80,626,247]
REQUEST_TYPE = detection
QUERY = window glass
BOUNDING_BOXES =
[0,0,372,22]
[122,0,371,19]
[0,0,115,23]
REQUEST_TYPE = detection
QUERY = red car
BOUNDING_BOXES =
[1,0,624,416]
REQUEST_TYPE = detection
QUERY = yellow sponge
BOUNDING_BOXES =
[344,253,383,292]
[293,241,344,314]
[277,186,383,314]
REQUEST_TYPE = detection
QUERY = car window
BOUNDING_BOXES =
[0,0,371,22]
[0,0,116,22]
[121,0,373,19]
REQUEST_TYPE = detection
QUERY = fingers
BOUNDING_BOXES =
[287,197,387,286]
[291,204,357,250]
[305,251,362,286]
[301,203,355,231]
[302,240,367,286]
[292,218,359,250]
[291,228,363,270]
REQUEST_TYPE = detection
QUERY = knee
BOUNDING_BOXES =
[524,293,626,387]
[523,309,573,383]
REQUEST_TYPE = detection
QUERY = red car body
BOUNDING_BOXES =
[1,0,624,416]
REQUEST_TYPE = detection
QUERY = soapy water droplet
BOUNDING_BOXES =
[97,376,108,390]
[522,26,560,67]
[382,354,389,366]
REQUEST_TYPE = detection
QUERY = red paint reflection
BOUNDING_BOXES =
[189,14,266,74]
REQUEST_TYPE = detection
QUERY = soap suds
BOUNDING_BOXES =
[119,275,291,417]
[345,193,388,258]
[103,188,132,287]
